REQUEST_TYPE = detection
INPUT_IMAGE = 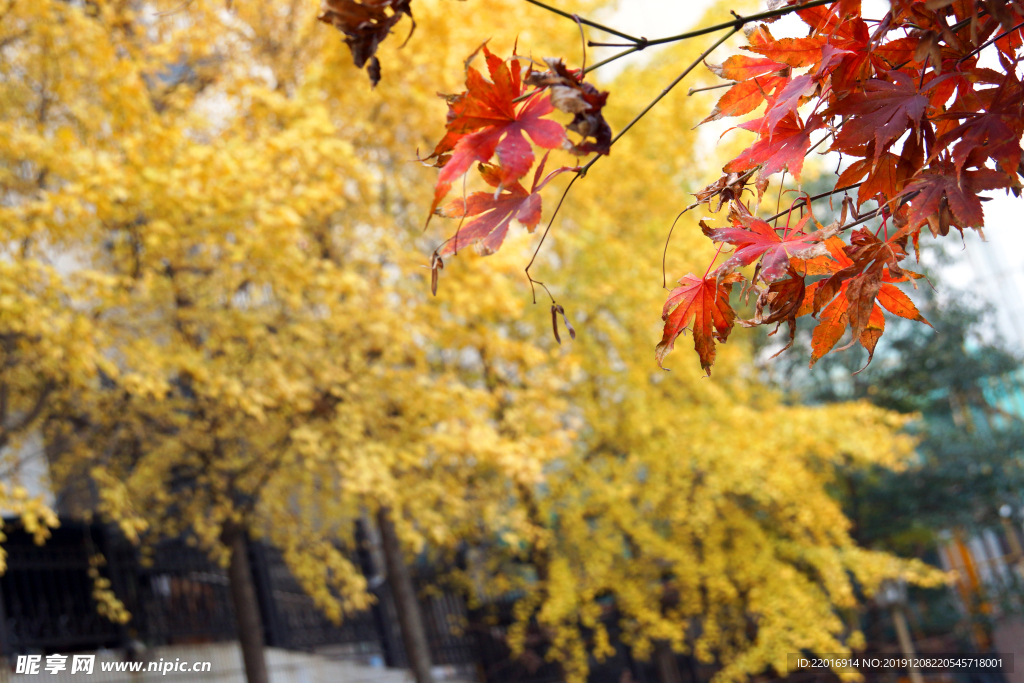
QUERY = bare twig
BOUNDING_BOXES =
[957,20,1024,64]
[525,174,581,302]
[630,0,832,47]
[580,27,740,177]
[531,0,835,51]
[663,204,698,288]
[572,13,587,75]
[572,0,839,77]
[688,81,736,96]
[523,0,643,43]
[583,45,641,74]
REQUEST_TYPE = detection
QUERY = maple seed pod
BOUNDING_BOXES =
[551,304,576,344]
[430,254,444,296]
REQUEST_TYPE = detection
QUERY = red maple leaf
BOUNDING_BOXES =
[428,45,567,218]
[900,165,1010,231]
[433,157,577,258]
[761,46,850,134]
[827,71,929,165]
[764,74,818,134]
[835,151,911,207]
[937,106,1024,178]
[656,273,740,374]
[807,272,928,368]
[724,113,823,180]
[701,212,826,283]
[796,2,850,32]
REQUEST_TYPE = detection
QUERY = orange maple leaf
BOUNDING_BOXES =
[657,273,740,374]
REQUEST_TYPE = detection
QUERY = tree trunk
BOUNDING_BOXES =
[653,640,682,683]
[224,525,270,683]
[377,506,435,683]
[891,605,924,683]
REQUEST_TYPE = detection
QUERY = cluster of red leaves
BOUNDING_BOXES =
[661,0,1023,374]
[423,45,610,293]
[318,0,414,86]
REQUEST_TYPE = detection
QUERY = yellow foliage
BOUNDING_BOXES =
[89,554,132,624]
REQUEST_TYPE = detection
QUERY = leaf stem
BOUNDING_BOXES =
[703,243,726,280]
[512,88,544,104]
[665,166,758,287]
[663,204,698,288]
[773,169,787,226]
[573,13,587,75]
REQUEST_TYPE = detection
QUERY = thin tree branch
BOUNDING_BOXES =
[957,19,1024,65]
[764,182,862,223]
[0,381,56,452]
[571,13,588,75]
[533,0,835,52]
[583,45,640,74]
[580,27,739,177]
[526,28,740,293]
[522,0,644,43]
[688,81,736,95]
[573,0,840,77]
[525,173,581,302]
[644,0,834,46]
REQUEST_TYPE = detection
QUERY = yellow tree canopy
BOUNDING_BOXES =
[1,0,566,622]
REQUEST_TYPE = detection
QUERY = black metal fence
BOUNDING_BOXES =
[0,518,714,683]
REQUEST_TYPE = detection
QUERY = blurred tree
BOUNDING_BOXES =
[761,258,1024,544]
[759,251,1024,648]
[0,2,566,681]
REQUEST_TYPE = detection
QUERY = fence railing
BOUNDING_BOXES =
[0,518,716,683]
